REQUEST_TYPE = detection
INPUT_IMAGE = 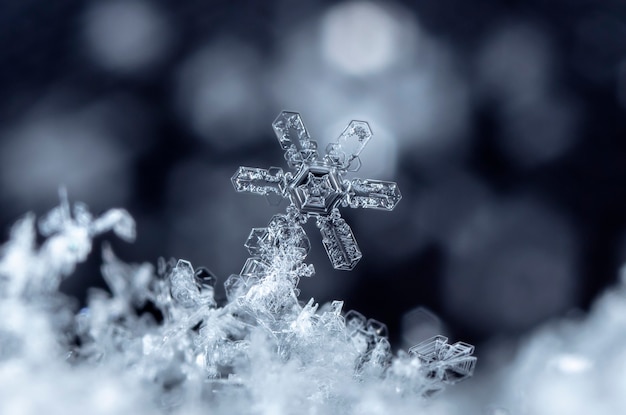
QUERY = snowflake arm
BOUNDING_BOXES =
[325,120,372,171]
[231,166,286,197]
[346,178,402,211]
[272,111,318,168]
[316,209,362,271]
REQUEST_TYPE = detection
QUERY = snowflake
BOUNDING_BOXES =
[232,111,402,270]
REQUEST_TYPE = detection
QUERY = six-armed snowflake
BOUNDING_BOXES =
[232,111,402,270]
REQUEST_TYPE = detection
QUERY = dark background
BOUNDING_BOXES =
[1,0,625,351]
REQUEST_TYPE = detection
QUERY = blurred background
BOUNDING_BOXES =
[0,0,625,353]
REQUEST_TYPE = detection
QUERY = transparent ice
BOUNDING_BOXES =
[0,118,475,414]
[232,111,402,270]
[407,335,477,396]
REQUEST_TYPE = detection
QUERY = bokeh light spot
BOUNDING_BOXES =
[82,0,173,73]
[320,1,412,76]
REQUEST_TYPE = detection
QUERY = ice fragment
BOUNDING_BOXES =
[408,335,477,389]
[194,267,217,289]
[170,260,200,308]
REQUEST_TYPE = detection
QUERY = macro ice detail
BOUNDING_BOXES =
[232,111,402,270]
[408,335,477,396]
[0,133,474,413]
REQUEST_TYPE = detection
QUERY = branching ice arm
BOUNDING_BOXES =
[231,166,286,197]
[316,209,362,270]
[325,120,372,171]
[347,178,402,211]
[272,111,318,168]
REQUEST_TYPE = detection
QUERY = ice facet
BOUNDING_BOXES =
[224,274,248,302]
[345,310,367,335]
[231,111,401,270]
[194,267,217,290]
[245,228,270,257]
[240,258,269,279]
[408,334,449,358]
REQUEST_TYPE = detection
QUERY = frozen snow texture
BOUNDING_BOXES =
[475,265,626,415]
[0,188,134,297]
[232,111,402,270]
[0,183,471,412]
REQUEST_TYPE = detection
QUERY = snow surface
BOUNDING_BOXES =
[0,193,475,414]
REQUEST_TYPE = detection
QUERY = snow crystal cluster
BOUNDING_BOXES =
[0,113,476,414]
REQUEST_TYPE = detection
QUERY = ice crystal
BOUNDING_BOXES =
[408,335,477,396]
[232,111,402,270]
[0,188,134,298]
[0,118,475,414]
